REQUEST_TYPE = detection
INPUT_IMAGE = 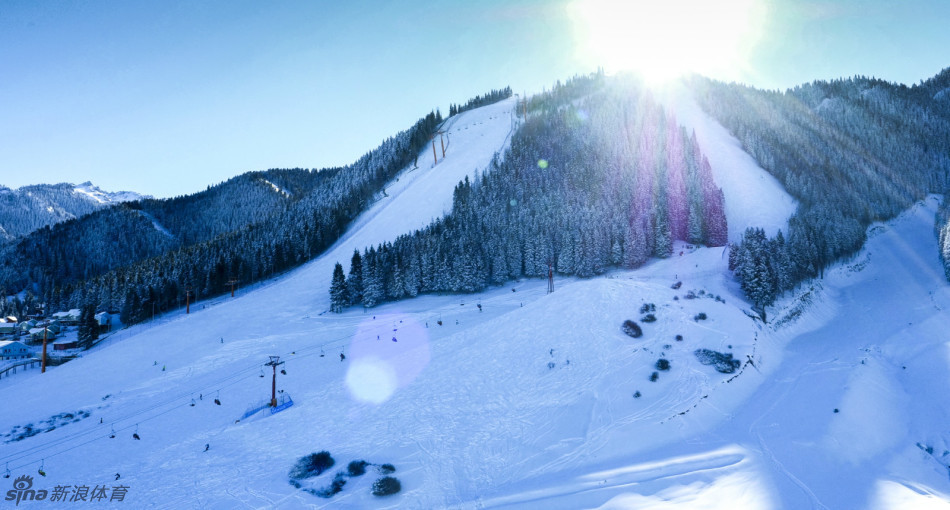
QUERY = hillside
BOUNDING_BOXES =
[0,181,145,240]
[2,76,950,510]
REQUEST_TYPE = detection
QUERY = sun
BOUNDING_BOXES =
[569,0,765,84]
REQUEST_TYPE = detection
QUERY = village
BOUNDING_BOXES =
[0,309,116,380]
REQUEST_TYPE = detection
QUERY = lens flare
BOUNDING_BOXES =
[344,313,430,404]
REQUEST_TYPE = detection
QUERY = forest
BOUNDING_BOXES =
[694,68,950,317]
[330,74,727,310]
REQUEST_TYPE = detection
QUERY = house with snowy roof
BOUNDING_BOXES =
[52,309,81,325]
[0,340,32,360]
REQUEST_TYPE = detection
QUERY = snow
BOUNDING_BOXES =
[1,99,948,509]
[73,181,146,205]
[260,178,290,198]
[135,210,174,239]
[657,82,798,242]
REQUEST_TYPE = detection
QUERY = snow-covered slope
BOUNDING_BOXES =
[2,97,949,510]
[658,82,798,242]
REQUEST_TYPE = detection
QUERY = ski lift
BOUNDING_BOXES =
[38,460,46,477]
[4,462,10,478]
[190,398,196,407]
[280,369,286,375]
[132,424,140,440]
[110,426,116,439]
[214,391,221,406]
[259,367,265,378]
[320,348,325,358]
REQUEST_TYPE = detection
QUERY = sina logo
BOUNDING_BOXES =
[5,475,48,505]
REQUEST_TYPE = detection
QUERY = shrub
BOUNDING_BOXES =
[633,391,641,398]
[655,359,671,371]
[640,303,656,314]
[671,281,682,289]
[622,320,643,338]
[378,464,396,475]
[347,460,368,477]
[675,334,683,341]
[694,312,707,321]
[649,372,659,382]
[289,451,335,480]
[642,314,657,323]
[547,362,556,369]
[315,472,347,498]
[694,349,740,374]
[372,476,402,496]
[685,291,697,299]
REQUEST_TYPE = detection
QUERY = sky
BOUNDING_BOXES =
[1,0,949,198]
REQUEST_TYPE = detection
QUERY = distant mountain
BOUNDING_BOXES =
[0,181,147,239]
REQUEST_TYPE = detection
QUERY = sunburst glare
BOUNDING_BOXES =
[569,0,766,84]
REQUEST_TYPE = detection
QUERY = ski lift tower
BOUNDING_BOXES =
[264,356,284,407]
[431,129,448,165]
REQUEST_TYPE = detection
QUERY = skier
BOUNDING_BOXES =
[340,352,346,362]
[204,444,210,452]
[115,473,121,480]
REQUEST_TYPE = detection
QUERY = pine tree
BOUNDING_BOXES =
[77,303,98,349]
[346,250,363,305]
[330,263,347,313]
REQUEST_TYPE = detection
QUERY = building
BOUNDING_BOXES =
[0,340,32,360]
[28,327,57,343]
[0,323,17,337]
[95,312,112,331]
[53,340,79,351]
[52,309,81,325]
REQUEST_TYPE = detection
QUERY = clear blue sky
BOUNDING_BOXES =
[1,0,948,198]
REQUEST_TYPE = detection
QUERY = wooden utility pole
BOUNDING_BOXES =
[264,356,284,407]
[547,264,554,294]
[41,326,48,373]
[185,285,194,314]
[440,132,446,158]
[227,277,238,297]
[432,139,438,165]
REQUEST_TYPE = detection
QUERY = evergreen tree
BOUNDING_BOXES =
[346,250,363,305]
[330,263,347,313]
[77,303,99,349]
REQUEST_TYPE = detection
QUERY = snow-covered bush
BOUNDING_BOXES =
[314,473,347,498]
[642,314,657,323]
[622,320,643,338]
[655,359,670,371]
[289,451,335,480]
[347,460,368,477]
[694,349,740,374]
[372,476,401,496]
